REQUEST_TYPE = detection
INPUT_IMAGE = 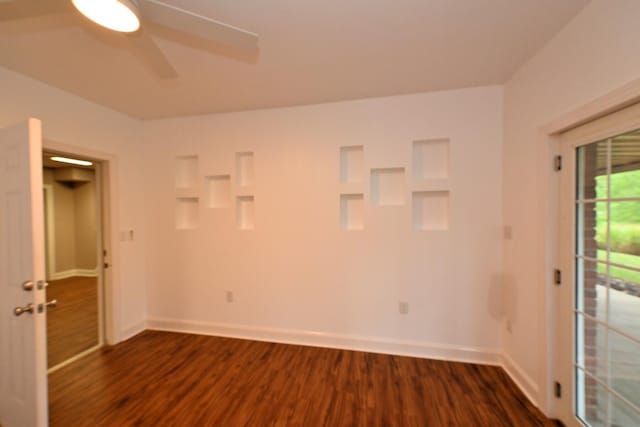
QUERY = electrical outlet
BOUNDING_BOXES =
[399,301,409,315]
[225,291,234,303]
[504,225,512,240]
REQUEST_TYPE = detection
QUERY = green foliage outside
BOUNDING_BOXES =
[591,168,639,284]
[596,250,640,284]
[594,169,640,256]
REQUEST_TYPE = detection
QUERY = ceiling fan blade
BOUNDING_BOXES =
[0,0,68,21]
[139,0,258,51]
[125,29,178,79]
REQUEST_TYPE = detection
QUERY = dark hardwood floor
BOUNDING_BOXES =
[48,330,555,426]
[46,276,99,367]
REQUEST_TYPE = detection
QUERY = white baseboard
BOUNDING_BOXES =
[146,317,502,366]
[120,320,147,342]
[49,268,98,280]
[143,318,541,411]
[500,353,539,407]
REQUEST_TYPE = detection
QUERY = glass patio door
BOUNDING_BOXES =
[558,108,640,427]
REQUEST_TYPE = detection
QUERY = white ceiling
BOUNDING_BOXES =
[0,0,589,119]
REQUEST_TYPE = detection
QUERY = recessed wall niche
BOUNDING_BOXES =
[340,194,364,230]
[412,139,449,180]
[236,152,254,187]
[412,191,449,231]
[370,167,405,206]
[176,197,199,230]
[175,155,198,189]
[205,175,231,208]
[340,145,364,183]
[236,196,255,230]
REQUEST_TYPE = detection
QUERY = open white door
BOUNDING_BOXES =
[0,119,48,427]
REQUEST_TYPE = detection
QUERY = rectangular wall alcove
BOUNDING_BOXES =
[175,155,198,189]
[176,197,199,230]
[340,146,364,183]
[371,168,405,206]
[236,196,255,230]
[340,194,364,230]
[236,152,254,187]
[205,175,231,208]
[412,191,449,230]
[413,139,449,180]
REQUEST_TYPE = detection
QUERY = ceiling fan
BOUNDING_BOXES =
[0,0,259,78]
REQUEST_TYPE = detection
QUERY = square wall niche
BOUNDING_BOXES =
[412,191,449,231]
[175,155,198,189]
[340,145,364,183]
[340,194,364,230]
[371,167,405,206]
[205,175,231,208]
[236,196,255,230]
[236,152,254,187]
[413,139,449,180]
[176,197,199,230]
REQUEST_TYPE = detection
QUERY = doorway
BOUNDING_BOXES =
[42,151,105,371]
[557,104,640,426]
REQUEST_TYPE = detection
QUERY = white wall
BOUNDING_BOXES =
[0,66,147,341]
[503,0,640,411]
[144,86,505,362]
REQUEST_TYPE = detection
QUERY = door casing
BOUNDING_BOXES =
[43,139,120,346]
[553,101,640,426]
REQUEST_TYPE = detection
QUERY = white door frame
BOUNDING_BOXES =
[42,183,56,280]
[42,139,121,345]
[539,79,640,419]
[555,102,640,426]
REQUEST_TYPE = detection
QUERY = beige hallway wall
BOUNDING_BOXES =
[43,166,97,275]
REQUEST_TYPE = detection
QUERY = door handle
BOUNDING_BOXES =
[14,303,34,316]
[14,300,57,316]
[21,280,47,291]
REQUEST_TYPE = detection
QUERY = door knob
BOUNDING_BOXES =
[14,303,34,316]
[45,299,57,309]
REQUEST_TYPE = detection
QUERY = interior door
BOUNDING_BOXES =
[0,119,48,427]
[557,104,640,427]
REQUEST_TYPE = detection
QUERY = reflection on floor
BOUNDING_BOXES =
[46,276,98,368]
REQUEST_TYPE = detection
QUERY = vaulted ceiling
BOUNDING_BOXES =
[0,0,590,119]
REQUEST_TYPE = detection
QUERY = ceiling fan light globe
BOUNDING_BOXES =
[72,0,141,33]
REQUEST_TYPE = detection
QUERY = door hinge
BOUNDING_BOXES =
[554,269,562,286]
[554,381,562,398]
[554,155,562,171]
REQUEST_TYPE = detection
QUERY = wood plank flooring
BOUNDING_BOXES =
[46,276,98,367]
[49,330,556,426]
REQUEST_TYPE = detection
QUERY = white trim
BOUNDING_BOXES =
[43,139,119,344]
[48,268,98,281]
[542,78,640,135]
[501,352,540,407]
[42,184,56,279]
[145,319,543,409]
[146,317,502,366]
[120,320,147,342]
[537,80,640,421]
